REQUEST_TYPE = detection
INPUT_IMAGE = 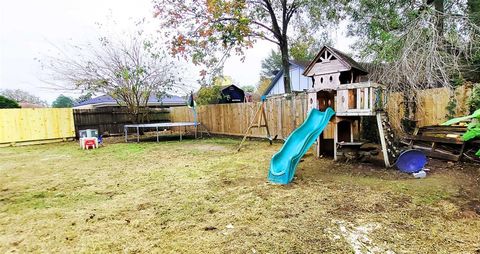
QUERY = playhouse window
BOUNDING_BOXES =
[339,71,352,84]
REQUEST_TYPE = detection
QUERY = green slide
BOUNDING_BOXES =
[268,108,335,184]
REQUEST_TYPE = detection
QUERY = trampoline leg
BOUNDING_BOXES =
[137,127,139,143]
[156,127,159,142]
[180,130,182,141]
[124,127,128,143]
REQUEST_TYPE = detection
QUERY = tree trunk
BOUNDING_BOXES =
[280,40,292,94]
[427,0,444,37]
[434,0,444,37]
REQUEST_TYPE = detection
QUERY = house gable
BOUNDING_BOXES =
[303,46,368,77]
[263,61,313,96]
[220,85,245,103]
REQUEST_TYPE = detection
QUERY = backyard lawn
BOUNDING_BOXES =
[1,138,479,253]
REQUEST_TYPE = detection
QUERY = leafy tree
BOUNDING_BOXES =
[257,76,272,95]
[52,94,74,108]
[241,85,255,93]
[154,0,340,93]
[43,26,183,123]
[467,0,480,81]
[468,84,480,114]
[212,75,234,87]
[196,75,234,105]
[261,50,283,78]
[289,28,332,62]
[260,31,330,79]
[0,89,47,106]
[0,95,20,108]
[196,85,223,105]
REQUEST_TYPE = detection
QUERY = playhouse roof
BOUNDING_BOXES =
[303,46,368,76]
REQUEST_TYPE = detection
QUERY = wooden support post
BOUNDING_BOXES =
[356,88,361,109]
[278,99,283,139]
[364,88,369,110]
[376,113,391,167]
[334,117,338,161]
[317,135,321,157]
[136,127,139,143]
[292,93,297,129]
[261,103,272,144]
[369,87,374,111]
[350,121,354,142]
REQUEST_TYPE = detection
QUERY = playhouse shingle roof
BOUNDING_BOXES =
[327,46,368,73]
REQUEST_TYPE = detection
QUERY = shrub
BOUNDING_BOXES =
[468,84,480,114]
[196,85,223,105]
[0,95,20,108]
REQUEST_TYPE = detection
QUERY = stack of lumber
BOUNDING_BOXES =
[403,125,467,161]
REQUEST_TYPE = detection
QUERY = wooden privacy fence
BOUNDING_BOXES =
[171,93,309,140]
[386,85,473,131]
[73,108,170,136]
[172,85,474,139]
[0,108,75,146]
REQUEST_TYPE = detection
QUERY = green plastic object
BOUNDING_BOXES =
[268,108,335,184]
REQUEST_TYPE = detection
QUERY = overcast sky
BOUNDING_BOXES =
[0,0,353,103]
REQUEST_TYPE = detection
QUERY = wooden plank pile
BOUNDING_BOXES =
[403,125,468,161]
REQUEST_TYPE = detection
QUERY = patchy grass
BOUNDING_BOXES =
[0,138,479,253]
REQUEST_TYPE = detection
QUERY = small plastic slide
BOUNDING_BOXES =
[268,107,335,184]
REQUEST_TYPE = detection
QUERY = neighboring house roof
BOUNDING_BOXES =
[262,60,308,96]
[303,45,368,76]
[220,84,243,92]
[289,59,310,69]
[73,94,186,108]
[263,70,284,96]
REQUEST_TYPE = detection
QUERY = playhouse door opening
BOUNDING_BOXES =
[338,120,352,142]
[316,90,335,157]
[319,133,334,157]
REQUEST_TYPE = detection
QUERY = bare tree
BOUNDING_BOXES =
[367,10,480,91]
[353,0,480,132]
[0,89,48,106]
[43,34,184,123]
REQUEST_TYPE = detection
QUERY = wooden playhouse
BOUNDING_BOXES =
[303,46,397,167]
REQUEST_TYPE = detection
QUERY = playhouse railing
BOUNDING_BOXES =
[335,81,385,116]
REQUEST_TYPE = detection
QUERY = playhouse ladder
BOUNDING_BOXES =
[237,100,272,151]
[376,112,400,167]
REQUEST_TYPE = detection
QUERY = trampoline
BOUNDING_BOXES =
[124,122,210,142]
